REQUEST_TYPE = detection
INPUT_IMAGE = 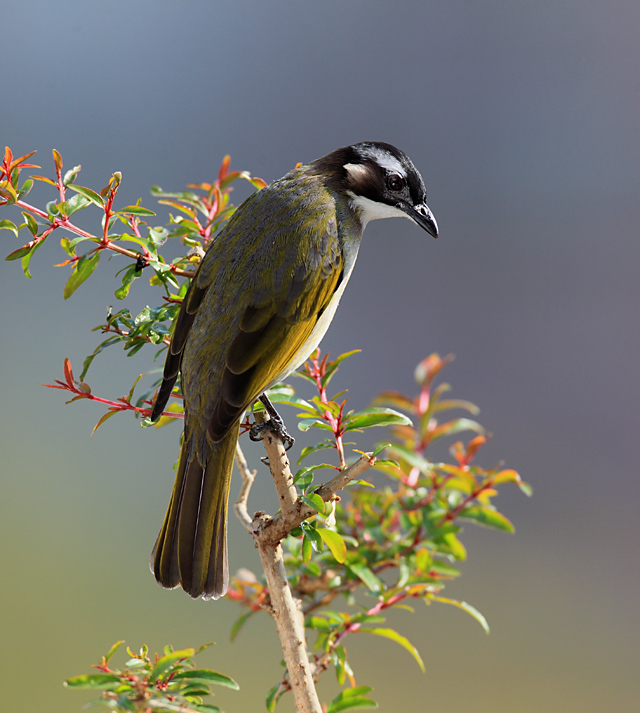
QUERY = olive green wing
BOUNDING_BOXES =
[207,233,344,442]
[150,279,210,421]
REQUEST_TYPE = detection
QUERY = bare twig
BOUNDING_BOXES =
[257,540,321,713]
[244,407,376,711]
[234,443,256,532]
[250,416,322,713]
[256,453,375,546]
[254,411,298,519]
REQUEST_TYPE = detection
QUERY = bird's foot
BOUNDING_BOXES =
[249,420,295,450]
[249,394,295,451]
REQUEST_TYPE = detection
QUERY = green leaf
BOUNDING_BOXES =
[20,237,47,278]
[358,628,425,672]
[64,673,121,690]
[6,242,35,261]
[293,463,335,487]
[327,696,378,713]
[297,439,334,463]
[427,595,490,634]
[68,184,105,207]
[321,349,361,388]
[430,559,461,577]
[148,648,194,682]
[63,166,80,186]
[67,235,98,249]
[173,669,239,690]
[346,479,374,488]
[301,521,323,552]
[372,459,399,469]
[147,226,168,245]
[343,407,412,433]
[64,251,101,299]
[492,468,532,497]
[332,687,373,700]
[230,609,256,642]
[491,468,517,484]
[182,687,215,697]
[66,192,91,216]
[21,211,37,236]
[300,493,326,515]
[80,335,125,380]
[115,264,141,300]
[293,468,314,492]
[266,682,282,713]
[0,219,18,237]
[104,640,125,663]
[91,409,120,436]
[415,548,432,573]
[371,442,391,458]
[302,534,313,562]
[317,527,347,563]
[518,481,533,497]
[118,204,156,216]
[346,561,383,593]
[442,531,467,560]
[298,418,332,432]
[459,505,514,532]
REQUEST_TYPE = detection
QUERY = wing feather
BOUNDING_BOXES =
[150,282,211,421]
[153,174,345,446]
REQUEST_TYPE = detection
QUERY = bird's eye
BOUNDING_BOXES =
[387,173,405,192]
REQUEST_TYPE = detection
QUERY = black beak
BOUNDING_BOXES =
[400,202,439,238]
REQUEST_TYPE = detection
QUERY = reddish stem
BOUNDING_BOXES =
[306,353,346,467]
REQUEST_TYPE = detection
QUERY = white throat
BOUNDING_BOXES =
[347,191,408,228]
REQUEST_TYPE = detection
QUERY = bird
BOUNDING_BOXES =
[149,141,438,599]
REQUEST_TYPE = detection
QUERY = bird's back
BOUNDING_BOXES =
[180,167,353,459]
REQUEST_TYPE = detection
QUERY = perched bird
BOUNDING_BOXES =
[150,141,438,599]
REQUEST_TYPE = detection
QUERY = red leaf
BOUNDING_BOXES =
[41,381,71,391]
[52,149,63,175]
[9,150,38,171]
[31,175,57,187]
[63,358,75,389]
[465,435,487,463]
[218,155,231,183]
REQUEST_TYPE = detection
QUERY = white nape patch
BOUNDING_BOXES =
[358,148,406,176]
[344,163,369,181]
[347,191,408,228]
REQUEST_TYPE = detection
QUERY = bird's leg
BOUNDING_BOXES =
[249,394,295,450]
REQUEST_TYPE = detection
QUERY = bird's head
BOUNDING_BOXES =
[312,141,438,238]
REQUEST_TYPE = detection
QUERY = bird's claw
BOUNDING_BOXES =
[249,418,295,451]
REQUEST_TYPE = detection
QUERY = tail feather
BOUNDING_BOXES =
[151,424,238,599]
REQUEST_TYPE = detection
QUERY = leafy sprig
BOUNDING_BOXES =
[65,641,238,713]
[227,351,531,709]
[2,146,265,434]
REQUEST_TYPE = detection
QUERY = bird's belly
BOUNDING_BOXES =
[274,259,356,383]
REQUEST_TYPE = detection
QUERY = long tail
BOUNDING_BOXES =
[151,424,239,599]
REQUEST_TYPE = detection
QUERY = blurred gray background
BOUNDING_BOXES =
[2,2,639,712]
